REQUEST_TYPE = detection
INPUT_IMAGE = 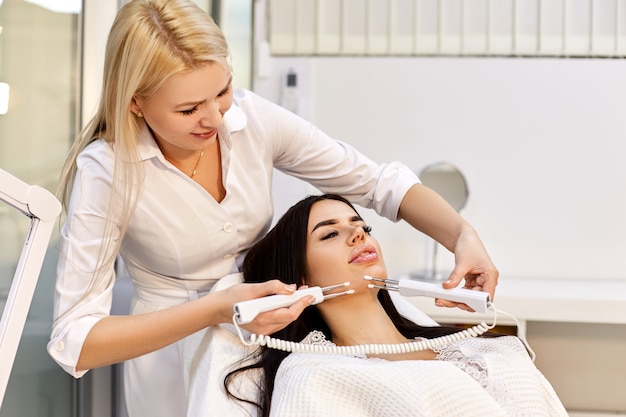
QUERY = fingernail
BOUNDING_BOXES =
[284,284,296,291]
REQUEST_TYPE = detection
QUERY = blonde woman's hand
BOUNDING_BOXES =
[439,225,499,311]
[216,280,314,335]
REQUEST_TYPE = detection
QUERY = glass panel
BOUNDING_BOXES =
[202,0,252,89]
[0,0,78,415]
[219,0,252,89]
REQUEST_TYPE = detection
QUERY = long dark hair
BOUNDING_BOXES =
[225,194,468,416]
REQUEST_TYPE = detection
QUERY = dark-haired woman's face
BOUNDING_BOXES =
[305,200,387,293]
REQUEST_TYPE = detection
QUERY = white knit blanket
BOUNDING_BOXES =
[185,329,568,417]
[270,336,569,417]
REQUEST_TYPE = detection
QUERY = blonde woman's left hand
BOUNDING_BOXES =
[438,225,498,311]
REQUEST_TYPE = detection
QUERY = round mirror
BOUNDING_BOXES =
[419,162,468,212]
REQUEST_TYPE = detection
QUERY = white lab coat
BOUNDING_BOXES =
[48,89,420,416]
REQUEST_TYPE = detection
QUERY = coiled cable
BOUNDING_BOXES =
[232,307,498,356]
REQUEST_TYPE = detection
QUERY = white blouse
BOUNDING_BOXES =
[47,89,419,416]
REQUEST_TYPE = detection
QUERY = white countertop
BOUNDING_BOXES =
[406,276,626,325]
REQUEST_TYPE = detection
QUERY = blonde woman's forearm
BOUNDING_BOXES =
[397,183,467,252]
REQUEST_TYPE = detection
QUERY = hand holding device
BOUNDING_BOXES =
[234,282,354,324]
[364,276,492,313]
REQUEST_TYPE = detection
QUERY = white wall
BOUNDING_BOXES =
[253,57,626,282]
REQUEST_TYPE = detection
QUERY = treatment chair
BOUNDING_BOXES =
[0,168,61,409]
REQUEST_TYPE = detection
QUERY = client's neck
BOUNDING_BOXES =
[316,293,439,361]
[318,296,407,347]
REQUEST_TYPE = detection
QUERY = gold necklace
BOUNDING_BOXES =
[191,151,204,178]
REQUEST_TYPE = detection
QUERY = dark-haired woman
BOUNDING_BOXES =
[222,194,567,417]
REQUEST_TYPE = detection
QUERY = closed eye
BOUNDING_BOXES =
[179,82,230,116]
[320,224,371,241]
[217,82,232,97]
[180,106,199,116]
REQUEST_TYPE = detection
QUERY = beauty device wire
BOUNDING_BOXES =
[232,313,495,356]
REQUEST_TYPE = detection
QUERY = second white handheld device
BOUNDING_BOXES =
[364,276,492,313]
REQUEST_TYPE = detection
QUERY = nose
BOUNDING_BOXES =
[200,100,223,127]
[348,226,366,245]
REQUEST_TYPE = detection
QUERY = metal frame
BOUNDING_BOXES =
[0,168,61,409]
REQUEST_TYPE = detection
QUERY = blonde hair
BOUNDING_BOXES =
[56,0,230,306]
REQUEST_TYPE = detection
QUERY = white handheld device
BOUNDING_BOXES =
[364,276,492,313]
[234,282,353,325]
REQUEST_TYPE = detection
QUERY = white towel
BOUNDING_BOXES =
[270,336,569,417]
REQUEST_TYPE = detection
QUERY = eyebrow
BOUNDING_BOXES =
[175,75,233,108]
[311,215,363,233]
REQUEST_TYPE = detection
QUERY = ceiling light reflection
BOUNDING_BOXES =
[24,0,81,14]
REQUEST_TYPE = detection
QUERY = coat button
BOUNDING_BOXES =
[223,222,234,233]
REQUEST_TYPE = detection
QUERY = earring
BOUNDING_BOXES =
[136,111,143,118]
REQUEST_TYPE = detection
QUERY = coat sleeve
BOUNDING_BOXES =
[236,90,420,222]
[48,143,120,378]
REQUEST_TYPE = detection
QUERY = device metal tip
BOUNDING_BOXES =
[322,289,354,301]
[363,275,386,283]
[321,282,350,292]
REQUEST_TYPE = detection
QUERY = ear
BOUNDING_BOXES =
[129,96,142,115]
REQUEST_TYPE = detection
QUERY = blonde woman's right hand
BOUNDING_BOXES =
[216,280,315,335]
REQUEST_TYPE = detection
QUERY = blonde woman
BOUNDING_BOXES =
[48,1,498,415]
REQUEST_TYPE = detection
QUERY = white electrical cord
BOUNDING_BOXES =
[232,307,499,356]
[494,308,537,362]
